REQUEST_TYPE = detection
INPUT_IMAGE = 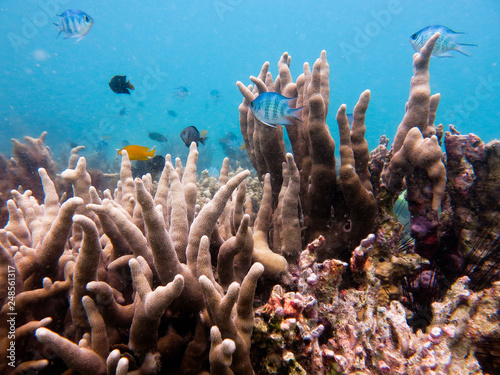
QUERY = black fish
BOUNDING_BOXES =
[132,155,165,179]
[167,110,178,117]
[180,126,208,147]
[148,132,168,142]
[109,75,135,94]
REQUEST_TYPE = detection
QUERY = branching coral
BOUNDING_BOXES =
[237,51,378,260]
[0,143,269,374]
[1,31,499,375]
[0,132,57,228]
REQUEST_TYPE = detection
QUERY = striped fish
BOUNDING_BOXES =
[409,25,477,57]
[54,10,94,42]
[250,92,304,128]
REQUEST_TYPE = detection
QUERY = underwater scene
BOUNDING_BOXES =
[0,0,499,374]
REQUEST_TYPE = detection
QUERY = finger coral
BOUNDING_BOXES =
[1,32,499,375]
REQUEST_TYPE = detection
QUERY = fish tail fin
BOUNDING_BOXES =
[127,81,135,90]
[200,136,208,145]
[455,44,477,56]
[285,106,305,125]
[148,146,156,158]
[54,24,62,38]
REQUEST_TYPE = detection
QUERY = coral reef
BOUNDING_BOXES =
[237,51,378,261]
[0,132,57,228]
[0,143,267,374]
[1,32,499,375]
[252,238,491,374]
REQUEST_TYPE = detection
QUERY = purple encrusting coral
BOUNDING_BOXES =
[0,33,499,374]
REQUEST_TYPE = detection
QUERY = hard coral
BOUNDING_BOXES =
[1,32,500,375]
[0,132,57,227]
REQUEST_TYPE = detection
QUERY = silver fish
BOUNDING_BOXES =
[410,25,477,57]
[250,92,304,128]
[54,10,94,42]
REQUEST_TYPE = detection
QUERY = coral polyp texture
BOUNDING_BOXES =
[0,33,499,374]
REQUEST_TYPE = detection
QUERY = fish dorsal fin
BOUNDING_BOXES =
[446,27,466,35]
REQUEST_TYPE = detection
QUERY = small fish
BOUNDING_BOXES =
[119,107,127,116]
[250,92,305,128]
[218,132,241,150]
[410,25,477,57]
[109,75,135,94]
[96,140,109,151]
[54,10,94,41]
[218,132,246,158]
[180,126,208,147]
[174,86,190,98]
[207,166,220,178]
[148,132,168,142]
[210,89,221,99]
[167,110,178,117]
[132,155,166,177]
[118,145,156,161]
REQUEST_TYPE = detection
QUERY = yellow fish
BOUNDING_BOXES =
[118,145,156,161]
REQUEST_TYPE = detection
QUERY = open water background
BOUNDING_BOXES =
[0,0,498,170]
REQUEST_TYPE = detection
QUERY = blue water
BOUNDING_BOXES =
[1,0,499,170]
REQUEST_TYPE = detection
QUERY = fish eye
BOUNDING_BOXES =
[84,15,88,21]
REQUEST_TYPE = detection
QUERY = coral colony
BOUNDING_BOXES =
[1,34,499,374]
